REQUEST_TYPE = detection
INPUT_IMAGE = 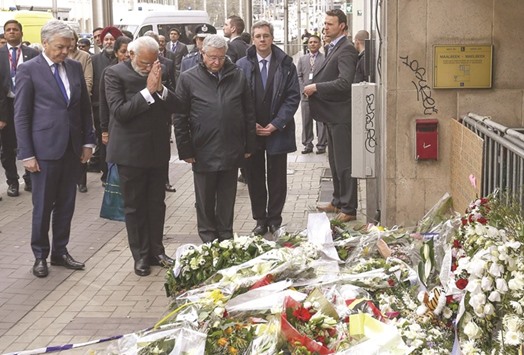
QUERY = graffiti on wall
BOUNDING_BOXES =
[365,93,377,153]
[400,55,438,115]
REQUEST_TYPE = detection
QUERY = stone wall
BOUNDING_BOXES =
[381,0,524,226]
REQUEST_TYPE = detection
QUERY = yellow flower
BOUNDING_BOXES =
[217,337,228,347]
[228,346,238,354]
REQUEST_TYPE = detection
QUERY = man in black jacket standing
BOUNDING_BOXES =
[105,37,181,276]
[223,15,249,63]
[174,34,256,243]
[236,21,300,235]
[0,20,39,197]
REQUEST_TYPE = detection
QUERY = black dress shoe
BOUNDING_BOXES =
[165,184,177,192]
[33,259,48,278]
[301,147,313,154]
[134,258,151,276]
[269,224,281,234]
[7,184,19,197]
[252,224,268,235]
[150,254,175,268]
[24,184,32,192]
[77,184,88,193]
[316,148,326,154]
[50,253,85,270]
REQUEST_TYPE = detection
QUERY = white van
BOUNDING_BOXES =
[115,10,209,47]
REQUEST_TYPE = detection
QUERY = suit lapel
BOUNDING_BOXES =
[314,37,345,75]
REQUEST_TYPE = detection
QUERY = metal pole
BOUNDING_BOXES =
[225,0,228,23]
[283,0,288,53]
[52,0,58,19]
[245,0,252,32]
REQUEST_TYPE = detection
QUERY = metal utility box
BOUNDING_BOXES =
[352,83,378,178]
[416,119,439,160]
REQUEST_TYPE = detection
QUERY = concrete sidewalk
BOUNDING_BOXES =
[0,108,366,355]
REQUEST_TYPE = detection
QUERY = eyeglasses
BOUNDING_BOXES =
[204,53,226,63]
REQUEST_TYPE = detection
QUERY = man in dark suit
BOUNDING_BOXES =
[166,28,188,78]
[297,35,327,155]
[105,36,181,277]
[353,30,369,83]
[304,9,359,223]
[223,15,249,63]
[0,20,39,197]
[14,20,96,278]
[89,26,122,181]
[236,21,300,235]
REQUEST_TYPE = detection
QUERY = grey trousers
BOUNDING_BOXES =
[301,100,327,149]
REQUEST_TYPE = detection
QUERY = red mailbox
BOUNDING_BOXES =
[416,119,438,160]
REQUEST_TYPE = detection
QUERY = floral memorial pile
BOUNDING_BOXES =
[104,192,524,354]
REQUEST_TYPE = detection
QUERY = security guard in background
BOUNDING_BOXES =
[180,23,217,72]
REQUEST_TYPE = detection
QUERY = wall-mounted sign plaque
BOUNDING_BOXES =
[433,45,493,89]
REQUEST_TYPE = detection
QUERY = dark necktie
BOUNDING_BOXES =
[53,63,69,104]
[261,59,268,89]
[10,47,17,86]
[171,43,176,52]
[325,43,335,57]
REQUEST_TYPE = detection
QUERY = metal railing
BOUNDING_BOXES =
[462,113,524,207]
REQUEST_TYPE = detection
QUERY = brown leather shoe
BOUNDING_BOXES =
[316,202,340,213]
[334,212,357,222]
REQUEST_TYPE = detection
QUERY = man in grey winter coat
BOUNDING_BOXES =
[174,34,256,243]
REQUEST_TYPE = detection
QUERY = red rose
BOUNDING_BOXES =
[461,218,467,226]
[451,264,457,272]
[316,336,326,345]
[456,278,468,290]
[453,240,461,248]
[387,279,395,287]
[283,242,295,248]
[480,198,489,205]
[292,306,312,322]
[446,295,454,304]
[477,216,488,225]
[328,328,337,337]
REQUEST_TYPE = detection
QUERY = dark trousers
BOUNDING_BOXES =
[1,98,30,186]
[326,122,358,215]
[245,149,287,227]
[301,100,327,149]
[193,169,238,243]
[31,145,81,259]
[118,164,167,261]
[90,107,108,182]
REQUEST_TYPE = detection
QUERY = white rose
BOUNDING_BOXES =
[481,276,493,291]
[463,321,482,340]
[468,293,486,315]
[213,306,225,317]
[468,260,486,278]
[507,241,521,249]
[496,278,509,293]
[483,302,495,316]
[488,262,503,277]
[488,290,501,302]
[466,279,482,294]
